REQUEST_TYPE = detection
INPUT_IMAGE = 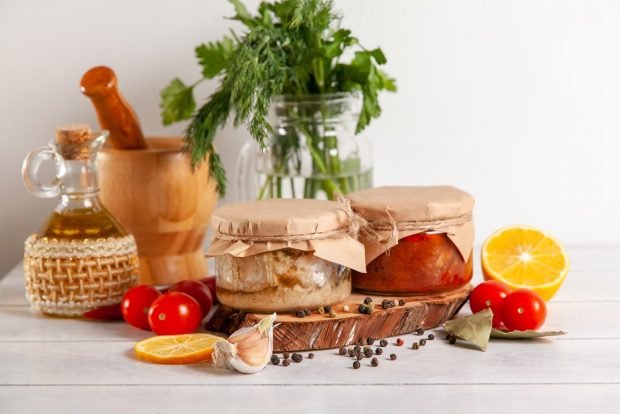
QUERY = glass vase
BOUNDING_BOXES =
[237,92,373,201]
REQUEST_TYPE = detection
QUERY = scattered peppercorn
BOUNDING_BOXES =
[339,347,347,356]
[411,343,419,350]
[419,339,427,346]
[303,309,311,316]
[371,357,379,367]
[448,335,457,345]
[308,353,315,359]
[379,339,388,347]
[381,299,395,310]
[390,353,397,360]
[364,297,373,305]
[282,359,291,367]
[415,328,424,336]
[366,337,375,345]
[364,348,374,358]
[354,345,361,352]
[353,360,361,369]
[324,305,332,313]
[396,338,404,346]
[317,306,325,315]
[356,353,364,361]
[295,310,306,318]
[271,355,280,365]
[292,353,303,363]
[348,349,356,357]
[342,305,350,312]
[283,352,290,359]
[327,310,337,318]
[428,334,435,340]
[375,347,383,355]
[398,299,406,306]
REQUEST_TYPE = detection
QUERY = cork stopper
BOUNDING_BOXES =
[55,124,94,160]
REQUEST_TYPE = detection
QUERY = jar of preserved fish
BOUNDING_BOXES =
[207,199,366,312]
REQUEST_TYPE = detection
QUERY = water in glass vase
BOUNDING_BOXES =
[256,169,373,200]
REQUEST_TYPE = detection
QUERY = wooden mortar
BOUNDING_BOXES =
[97,137,218,285]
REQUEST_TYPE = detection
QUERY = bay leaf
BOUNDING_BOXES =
[490,329,566,339]
[444,308,493,351]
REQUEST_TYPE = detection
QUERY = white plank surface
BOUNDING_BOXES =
[0,245,619,413]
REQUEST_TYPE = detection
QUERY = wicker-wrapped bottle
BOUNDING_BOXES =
[21,124,139,317]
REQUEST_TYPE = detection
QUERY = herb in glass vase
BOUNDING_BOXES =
[161,0,396,199]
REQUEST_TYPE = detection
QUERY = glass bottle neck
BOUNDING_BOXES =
[55,157,102,213]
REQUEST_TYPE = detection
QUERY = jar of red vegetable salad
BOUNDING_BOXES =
[348,186,475,295]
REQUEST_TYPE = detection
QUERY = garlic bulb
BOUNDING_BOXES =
[212,313,276,374]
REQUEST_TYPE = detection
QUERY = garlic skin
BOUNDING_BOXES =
[213,313,276,374]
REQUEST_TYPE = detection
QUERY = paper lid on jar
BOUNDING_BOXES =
[207,198,366,272]
[347,186,475,264]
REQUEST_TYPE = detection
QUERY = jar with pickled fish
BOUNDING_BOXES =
[207,199,366,312]
[348,186,474,295]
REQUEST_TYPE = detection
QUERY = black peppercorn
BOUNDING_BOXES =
[371,357,379,367]
[292,353,303,363]
[271,354,280,365]
[419,339,427,346]
[324,305,332,313]
[364,348,374,358]
[411,343,419,350]
[375,347,383,355]
[381,299,394,310]
[390,353,397,361]
[308,353,315,359]
[364,297,373,305]
[353,360,361,369]
[282,359,291,367]
[354,345,361,352]
[356,353,364,361]
[398,299,406,306]
[304,309,311,316]
[357,337,365,345]
[339,347,347,356]
[283,352,290,359]
[379,339,388,347]
[428,334,435,340]
[415,328,424,336]
[366,337,375,345]
[348,348,356,357]
[295,310,305,318]
[448,335,457,345]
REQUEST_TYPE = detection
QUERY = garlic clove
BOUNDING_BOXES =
[212,313,276,374]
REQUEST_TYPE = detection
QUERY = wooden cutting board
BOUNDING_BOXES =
[207,285,471,352]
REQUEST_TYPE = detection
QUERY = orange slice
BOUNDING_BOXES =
[481,226,569,301]
[134,333,224,365]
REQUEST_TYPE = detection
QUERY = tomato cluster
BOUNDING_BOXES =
[469,281,547,331]
[121,277,217,335]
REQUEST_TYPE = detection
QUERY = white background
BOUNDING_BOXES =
[1,0,619,274]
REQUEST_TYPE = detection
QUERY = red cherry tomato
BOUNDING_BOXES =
[169,280,213,318]
[148,292,202,335]
[121,285,162,330]
[199,276,218,305]
[500,289,547,331]
[469,281,511,328]
[84,303,123,321]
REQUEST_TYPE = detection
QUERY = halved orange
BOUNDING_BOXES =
[134,333,224,365]
[481,226,569,301]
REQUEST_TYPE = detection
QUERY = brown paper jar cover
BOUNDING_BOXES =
[348,186,474,295]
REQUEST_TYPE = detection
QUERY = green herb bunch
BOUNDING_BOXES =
[161,0,396,197]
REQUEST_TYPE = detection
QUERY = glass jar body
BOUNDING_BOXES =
[352,233,473,295]
[215,249,351,312]
[237,93,373,201]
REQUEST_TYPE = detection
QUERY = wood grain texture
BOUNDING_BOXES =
[2,385,619,414]
[97,138,218,285]
[208,286,471,351]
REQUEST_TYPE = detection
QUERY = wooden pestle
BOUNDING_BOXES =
[80,66,147,149]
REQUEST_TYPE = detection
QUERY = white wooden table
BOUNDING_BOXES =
[1,246,619,413]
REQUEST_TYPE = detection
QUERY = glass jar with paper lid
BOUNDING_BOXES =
[207,199,366,312]
[349,186,475,295]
